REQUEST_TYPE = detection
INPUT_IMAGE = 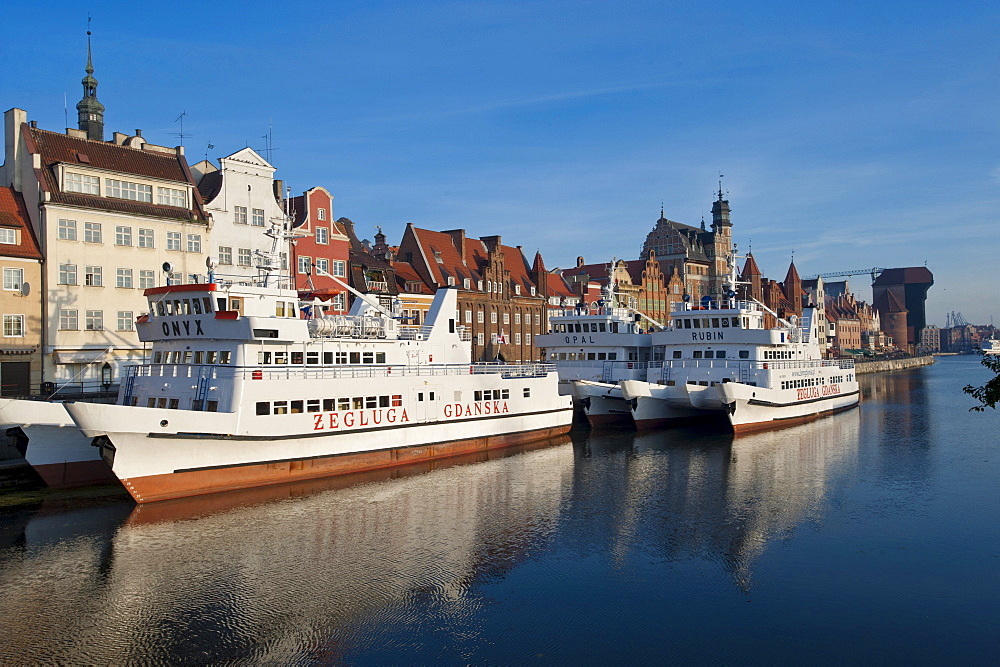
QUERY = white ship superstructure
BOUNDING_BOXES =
[535,276,657,426]
[620,252,860,432]
[65,244,572,503]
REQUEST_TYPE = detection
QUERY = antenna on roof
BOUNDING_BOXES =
[205,141,214,162]
[170,110,192,146]
[257,118,279,163]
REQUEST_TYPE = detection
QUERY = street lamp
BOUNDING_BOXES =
[101,362,112,392]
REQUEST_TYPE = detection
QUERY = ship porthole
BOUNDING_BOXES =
[160,420,169,427]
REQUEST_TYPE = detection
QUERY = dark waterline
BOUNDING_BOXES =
[1,356,997,663]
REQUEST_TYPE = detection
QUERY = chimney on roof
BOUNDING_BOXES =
[2,108,28,190]
[135,129,142,136]
[29,120,37,129]
[445,229,467,262]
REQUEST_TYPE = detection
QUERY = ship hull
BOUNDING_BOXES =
[68,385,574,503]
[0,399,117,489]
[620,380,721,430]
[718,382,861,434]
[105,424,571,503]
[572,380,633,428]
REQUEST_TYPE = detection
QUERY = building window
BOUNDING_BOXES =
[465,310,472,323]
[58,219,78,240]
[219,246,233,265]
[477,332,484,345]
[157,187,186,207]
[332,293,346,311]
[139,270,155,289]
[317,208,326,221]
[0,229,14,245]
[116,268,133,288]
[332,260,346,278]
[117,311,134,331]
[238,248,252,266]
[84,222,102,243]
[530,286,536,296]
[2,314,24,337]
[525,313,531,325]
[252,208,265,226]
[106,179,152,202]
[59,263,78,285]
[169,271,182,284]
[85,265,103,287]
[59,309,78,330]
[86,310,103,331]
[298,256,312,274]
[138,228,154,248]
[115,225,132,246]
[65,172,100,194]
[234,206,248,224]
[477,310,484,324]
[463,278,470,289]
[3,268,23,291]
[491,311,497,324]
[187,234,202,253]
[166,232,181,251]
[316,227,329,244]
[503,312,510,325]
[515,312,521,325]
[515,332,521,345]
[525,333,531,346]
[316,258,330,274]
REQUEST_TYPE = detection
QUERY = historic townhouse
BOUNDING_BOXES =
[0,187,43,394]
[396,225,547,362]
[1,102,209,388]
[191,148,286,282]
[561,251,682,326]
[287,186,351,314]
[640,189,734,303]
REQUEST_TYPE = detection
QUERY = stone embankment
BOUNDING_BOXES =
[855,355,934,375]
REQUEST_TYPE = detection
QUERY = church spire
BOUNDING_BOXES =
[76,21,105,141]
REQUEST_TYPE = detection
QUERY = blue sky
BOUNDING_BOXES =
[3,0,997,326]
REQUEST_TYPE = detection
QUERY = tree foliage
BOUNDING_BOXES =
[964,354,1000,411]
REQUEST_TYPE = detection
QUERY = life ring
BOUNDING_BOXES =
[429,355,433,362]
[763,363,768,370]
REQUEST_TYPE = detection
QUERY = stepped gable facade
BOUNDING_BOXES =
[286,186,351,314]
[396,224,546,362]
[0,186,44,393]
[639,189,734,303]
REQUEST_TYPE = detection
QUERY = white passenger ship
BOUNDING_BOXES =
[0,398,117,488]
[620,254,859,432]
[535,277,657,427]
[65,248,572,503]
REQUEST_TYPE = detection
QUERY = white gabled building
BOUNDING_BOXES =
[190,148,289,282]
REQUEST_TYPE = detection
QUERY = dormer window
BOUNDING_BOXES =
[530,286,536,296]
[433,250,443,264]
[106,179,153,203]
[65,172,100,195]
[515,284,521,295]
[447,276,456,286]
[463,278,471,289]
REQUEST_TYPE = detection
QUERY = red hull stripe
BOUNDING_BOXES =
[120,424,572,503]
[144,283,219,296]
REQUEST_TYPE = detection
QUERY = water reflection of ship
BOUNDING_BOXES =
[0,435,573,663]
[567,412,859,592]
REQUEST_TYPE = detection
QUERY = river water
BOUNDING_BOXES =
[0,356,997,663]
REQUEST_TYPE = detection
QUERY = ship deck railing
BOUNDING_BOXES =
[397,324,472,342]
[648,358,855,371]
[123,361,556,383]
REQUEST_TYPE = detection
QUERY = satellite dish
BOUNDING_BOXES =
[162,261,173,273]
[206,256,217,270]
[19,282,30,297]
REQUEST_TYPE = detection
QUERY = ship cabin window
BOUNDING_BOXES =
[217,297,227,312]
[183,351,192,363]
[207,351,218,364]
[219,351,231,364]
[203,297,213,312]
[192,298,203,315]
[276,302,285,317]
[352,396,364,409]
[712,318,720,328]
[307,352,319,365]
[155,301,166,316]
[274,352,287,364]
[292,352,304,364]
[608,352,617,360]
[587,353,596,360]
[259,351,271,364]
[628,351,637,361]
[597,352,607,360]
[168,399,179,410]
[739,350,749,359]
[147,397,156,408]
[609,322,619,333]
[206,400,219,412]
[692,319,701,329]
[274,401,288,414]
[170,351,181,363]
[693,351,703,359]
[673,351,682,359]
[290,401,303,414]
[257,402,270,415]
[716,351,726,359]
[307,400,321,412]
[154,351,162,363]
[230,298,242,314]
[599,323,606,332]
[721,317,730,328]
[194,351,204,364]
[523,387,531,398]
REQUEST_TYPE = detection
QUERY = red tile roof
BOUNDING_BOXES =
[392,260,434,294]
[27,126,207,222]
[0,187,43,260]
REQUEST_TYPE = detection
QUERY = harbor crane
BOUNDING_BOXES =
[945,311,969,328]
[803,267,886,282]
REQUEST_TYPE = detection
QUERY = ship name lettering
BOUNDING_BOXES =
[796,387,821,400]
[312,408,407,431]
[564,335,596,344]
[691,331,723,341]
[443,401,510,418]
[160,319,205,337]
